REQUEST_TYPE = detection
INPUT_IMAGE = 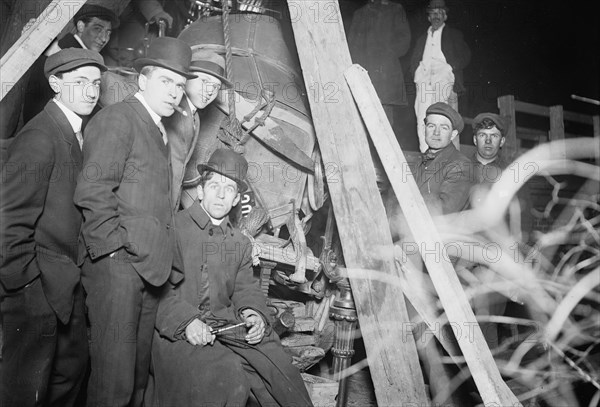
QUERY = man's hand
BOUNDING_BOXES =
[185,318,215,346]
[241,309,265,344]
[149,11,173,29]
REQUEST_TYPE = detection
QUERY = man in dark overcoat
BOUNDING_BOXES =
[73,37,193,407]
[1,48,105,407]
[145,149,313,407]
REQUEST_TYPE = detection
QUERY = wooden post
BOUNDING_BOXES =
[0,0,89,103]
[345,64,520,406]
[549,105,566,164]
[594,116,600,165]
[286,2,429,405]
[497,94,517,161]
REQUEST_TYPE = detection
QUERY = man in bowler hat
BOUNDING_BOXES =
[74,37,194,407]
[145,149,313,407]
[164,49,233,210]
[1,48,106,407]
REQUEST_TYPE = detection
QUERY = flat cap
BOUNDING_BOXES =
[45,48,107,78]
[74,4,119,28]
[472,112,508,135]
[426,102,464,133]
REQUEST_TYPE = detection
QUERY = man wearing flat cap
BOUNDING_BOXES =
[1,48,106,407]
[414,101,474,215]
[24,4,119,123]
[164,49,233,211]
[74,37,194,407]
[145,148,313,407]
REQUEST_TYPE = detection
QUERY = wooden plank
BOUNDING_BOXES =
[0,0,89,102]
[286,2,428,406]
[549,105,566,164]
[255,235,319,270]
[497,95,518,161]
[514,99,550,117]
[562,109,594,125]
[345,64,519,406]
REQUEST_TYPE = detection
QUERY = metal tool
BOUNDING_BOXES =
[211,322,246,335]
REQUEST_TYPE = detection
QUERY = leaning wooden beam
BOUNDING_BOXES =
[0,0,88,102]
[344,64,520,406]
[287,2,429,405]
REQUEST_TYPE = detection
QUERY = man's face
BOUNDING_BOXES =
[186,72,222,109]
[49,65,102,116]
[474,127,505,162]
[424,114,457,152]
[427,8,447,30]
[77,17,112,52]
[138,67,187,117]
[198,173,241,220]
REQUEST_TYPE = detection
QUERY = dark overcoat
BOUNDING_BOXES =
[414,143,475,215]
[146,201,312,407]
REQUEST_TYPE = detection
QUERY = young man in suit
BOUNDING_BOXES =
[1,48,106,407]
[74,37,194,407]
[146,149,313,407]
[164,49,232,210]
[24,4,119,123]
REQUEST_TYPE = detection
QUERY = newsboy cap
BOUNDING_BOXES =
[74,4,120,28]
[427,0,448,11]
[426,102,464,133]
[44,48,107,78]
[197,148,249,193]
[472,112,508,135]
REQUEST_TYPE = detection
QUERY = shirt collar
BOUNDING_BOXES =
[428,23,446,35]
[73,34,88,49]
[134,92,162,125]
[52,99,83,133]
[185,94,197,116]
[190,200,233,232]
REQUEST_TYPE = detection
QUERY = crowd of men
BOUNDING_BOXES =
[0,1,514,407]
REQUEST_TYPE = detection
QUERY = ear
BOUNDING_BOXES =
[196,184,204,201]
[499,137,506,148]
[138,73,147,92]
[450,129,459,141]
[48,75,60,95]
[232,193,241,207]
[473,135,477,146]
[76,20,86,35]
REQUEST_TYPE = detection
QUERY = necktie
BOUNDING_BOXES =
[192,110,199,133]
[421,149,437,164]
[75,130,83,149]
[157,121,168,145]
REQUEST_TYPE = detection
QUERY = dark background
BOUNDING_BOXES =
[336,0,600,149]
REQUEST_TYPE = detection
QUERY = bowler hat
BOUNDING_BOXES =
[472,112,508,135]
[427,0,448,11]
[197,149,249,193]
[45,48,107,78]
[190,50,233,88]
[426,102,464,133]
[134,37,195,79]
[74,4,119,28]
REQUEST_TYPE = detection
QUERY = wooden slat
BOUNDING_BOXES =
[0,0,88,102]
[498,95,518,161]
[549,105,566,163]
[286,2,428,406]
[563,110,594,125]
[514,100,550,117]
[345,64,519,406]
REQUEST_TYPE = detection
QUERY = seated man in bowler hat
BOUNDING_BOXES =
[164,49,233,210]
[74,37,194,407]
[24,4,119,123]
[145,148,313,407]
[1,48,106,407]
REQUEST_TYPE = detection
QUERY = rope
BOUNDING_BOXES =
[222,2,236,119]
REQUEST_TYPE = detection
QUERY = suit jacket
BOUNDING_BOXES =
[1,102,83,323]
[414,144,474,215]
[163,97,200,210]
[410,25,471,94]
[74,96,177,287]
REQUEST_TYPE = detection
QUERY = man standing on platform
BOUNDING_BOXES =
[410,0,470,152]
[74,37,194,407]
